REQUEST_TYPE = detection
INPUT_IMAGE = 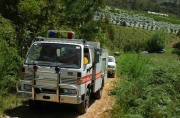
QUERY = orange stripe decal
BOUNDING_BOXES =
[80,72,102,84]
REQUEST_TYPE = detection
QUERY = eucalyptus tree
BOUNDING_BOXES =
[61,0,105,39]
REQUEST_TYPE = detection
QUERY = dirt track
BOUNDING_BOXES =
[2,78,118,118]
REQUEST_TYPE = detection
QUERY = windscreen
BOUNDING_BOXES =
[108,56,115,62]
[25,43,81,68]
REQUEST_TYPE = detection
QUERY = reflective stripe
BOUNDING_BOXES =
[94,72,102,80]
[80,72,102,84]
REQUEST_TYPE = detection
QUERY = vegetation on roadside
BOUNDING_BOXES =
[172,41,180,56]
[113,53,180,118]
[0,95,22,115]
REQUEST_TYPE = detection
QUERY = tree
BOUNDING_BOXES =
[0,16,16,46]
[147,29,169,53]
[0,39,22,94]
[61,0,105,31]
[0,0,19,23]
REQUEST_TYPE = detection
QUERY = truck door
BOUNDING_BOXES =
[83,48,92,86]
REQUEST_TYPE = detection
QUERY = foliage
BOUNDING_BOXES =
[113,53,180,118]
[172,41,180,56]
[0,40,22,95]
[18,0,41,18]
[0,0,105,50]
[146,29,169,53]
[0,94,22,115]
[0,16,16,46]
[173,41,180,49]
[116,53,150,79]
[101,25,152,53]
[0,0,19,23]
[177,30,180,37]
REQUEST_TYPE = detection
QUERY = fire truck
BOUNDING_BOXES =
[16,30,108,114]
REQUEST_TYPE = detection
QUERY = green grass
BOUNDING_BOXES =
[113,52,180,118]
[0,94,22,115]
[105,25,154,53]
[104,25,178,54]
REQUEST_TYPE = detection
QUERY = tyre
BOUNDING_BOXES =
[111,73,115,78]
[77,89,90,114]
[94,87,102,99]
[28,100,42,109]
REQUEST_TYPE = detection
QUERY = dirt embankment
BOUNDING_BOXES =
[1,78,118,118]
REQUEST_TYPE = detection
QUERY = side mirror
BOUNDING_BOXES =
[21,46,26,58]
[94,49,100,63]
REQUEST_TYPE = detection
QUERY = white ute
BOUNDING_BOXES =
[107,56,116,78]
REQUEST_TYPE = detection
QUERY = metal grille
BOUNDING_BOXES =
[25,73,33,80]
[61,78,77,84]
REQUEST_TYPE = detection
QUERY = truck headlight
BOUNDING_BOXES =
[62,89,77,95]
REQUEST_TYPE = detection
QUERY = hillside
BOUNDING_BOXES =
[157,0,180,4]
[106,0,180,15]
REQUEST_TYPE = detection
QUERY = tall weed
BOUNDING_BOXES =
[0,40,22,95]
[116,53,151,80]
[113,53,180,118]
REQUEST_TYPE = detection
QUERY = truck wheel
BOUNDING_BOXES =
[94,87,103,99]
[112,73,115,78]
[77,89,90,114]
[29,100,41,109]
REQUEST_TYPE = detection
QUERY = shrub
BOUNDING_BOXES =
[177,30,180,37]
[113,53,180,118]
[114,53,151,118]
[116,53,150,80]
[0,40,22,95]
[172,42,180,56]
[172,48,180,56]
[123,40,147,52]
[146,29,169,53]
[0,16,16,46]
[173,42,180,49]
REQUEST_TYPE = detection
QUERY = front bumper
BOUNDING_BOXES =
[16,81,82,104]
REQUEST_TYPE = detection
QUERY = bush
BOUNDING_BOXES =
[147,29,169,53]
[177,30,180,37]
[172,48,180,56]
[123,40,147,52]
[172,42,180,56]
[116,53,150,80]
[0,40,22,94]
[113,53,180,118]
[0,16,16,46]
[173,42,180,49]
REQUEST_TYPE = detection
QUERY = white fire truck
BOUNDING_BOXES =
[16,30,108,114]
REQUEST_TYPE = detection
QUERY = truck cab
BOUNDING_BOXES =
[17,32,108,114]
